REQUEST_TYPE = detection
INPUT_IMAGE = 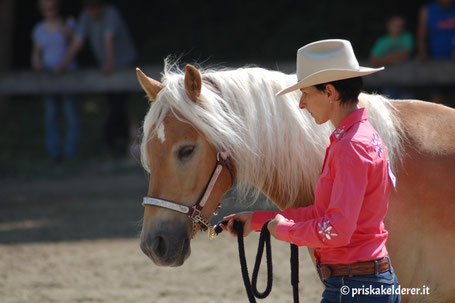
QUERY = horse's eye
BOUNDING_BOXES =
[178,145,195,160]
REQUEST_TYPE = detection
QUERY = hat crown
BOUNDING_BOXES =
[296,39,360,81]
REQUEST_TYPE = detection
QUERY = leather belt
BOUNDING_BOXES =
[317,257,390,281]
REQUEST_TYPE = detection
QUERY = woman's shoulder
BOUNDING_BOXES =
[335,135,369,153]
[32,21,47,41]
[335,122,382,158]
[351,120,383,147]
[32,21,46,33]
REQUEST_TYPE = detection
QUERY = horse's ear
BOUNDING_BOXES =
[136,68,164,101]
[184,64,202,103]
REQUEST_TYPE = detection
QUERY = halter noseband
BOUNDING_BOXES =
[142,151,235,239]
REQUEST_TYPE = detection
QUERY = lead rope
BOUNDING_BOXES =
[215,220,300,303]
[290,243,300,303]
[251,220,273,299]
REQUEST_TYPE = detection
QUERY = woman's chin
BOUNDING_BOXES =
[314,117,329,125]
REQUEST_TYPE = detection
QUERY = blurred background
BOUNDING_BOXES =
[3,0,436,65]
[1,0,454,175]
[1,0,454,302]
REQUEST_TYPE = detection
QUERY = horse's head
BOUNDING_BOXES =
[137,65,234,266]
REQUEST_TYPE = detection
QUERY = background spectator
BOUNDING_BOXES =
[57,0,136,157]
[31,0,79,163]
[417,0,455,103]
[370,15,414,66]
[369,15,414,99]
[417,0,455,60]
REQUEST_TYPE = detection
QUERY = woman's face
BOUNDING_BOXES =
[299,86,332,125]
[41,0,58,19]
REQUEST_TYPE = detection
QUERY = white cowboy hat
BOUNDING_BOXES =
[276,39,384,96]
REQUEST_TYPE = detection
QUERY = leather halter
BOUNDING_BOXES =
[142,151,235,239]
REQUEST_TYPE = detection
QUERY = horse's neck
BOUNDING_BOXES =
[261,179,315,210]
[219,69,322,210]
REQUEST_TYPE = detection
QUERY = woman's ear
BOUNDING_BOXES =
[325,84,340,102]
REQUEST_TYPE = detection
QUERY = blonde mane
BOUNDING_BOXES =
[141,60,404,207]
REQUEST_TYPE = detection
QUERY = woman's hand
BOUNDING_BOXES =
[268,214,293,240]
[221,212,254,237]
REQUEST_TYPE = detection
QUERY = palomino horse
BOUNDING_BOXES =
[137,61,455,302]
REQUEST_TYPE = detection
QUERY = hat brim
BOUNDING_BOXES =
[276,66,384,96]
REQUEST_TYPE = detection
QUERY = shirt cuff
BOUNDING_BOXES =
[275,220,294,243]
[251,211,278,232]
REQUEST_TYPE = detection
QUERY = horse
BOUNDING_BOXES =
[137,60,455,302]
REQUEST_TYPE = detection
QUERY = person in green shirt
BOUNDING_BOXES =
[369,15,414,99]
[369,15,414,67]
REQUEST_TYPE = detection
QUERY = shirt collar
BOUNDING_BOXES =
[330,108,368,142]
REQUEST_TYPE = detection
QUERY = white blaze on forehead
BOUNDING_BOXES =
[157,123,166,143]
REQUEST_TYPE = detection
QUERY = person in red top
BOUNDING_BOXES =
[222,39,400,303]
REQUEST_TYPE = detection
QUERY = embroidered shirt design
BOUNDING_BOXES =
[318,220,338,242]
[371,133,385,158]
[333,126,346,140]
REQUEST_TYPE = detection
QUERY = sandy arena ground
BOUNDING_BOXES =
[0,168,323,303]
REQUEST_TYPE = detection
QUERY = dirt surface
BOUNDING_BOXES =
[0,169,323,303]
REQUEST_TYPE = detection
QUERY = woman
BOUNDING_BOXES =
[222,39,400,303]
[31,0,79,162]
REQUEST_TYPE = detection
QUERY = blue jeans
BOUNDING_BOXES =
[44,95,79,159]
[321,264,401,303]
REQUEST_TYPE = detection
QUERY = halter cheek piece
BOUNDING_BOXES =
[142,151,235,240]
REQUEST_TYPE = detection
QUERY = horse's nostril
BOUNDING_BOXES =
[153,235,168,258]
[141,230,191,266]
[140,236,153,258]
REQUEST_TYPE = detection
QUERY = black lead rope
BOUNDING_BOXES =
[215,220,300,303]
[251,220,273,299]
[290,243,300,303]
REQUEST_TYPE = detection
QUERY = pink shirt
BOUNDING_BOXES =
[251,108,393,264]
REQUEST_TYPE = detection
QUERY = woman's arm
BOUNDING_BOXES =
[249,205,318,232]
[60,18,74,40]
[103,33,115,73]
[54,36,83,73]
[222,204,318,237]
[270,142,369,248]
[31,42,43,71]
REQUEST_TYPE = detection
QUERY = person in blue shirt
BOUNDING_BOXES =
[417,0,455,104]
[31,0,79,163]
[417,0,455,60]
[57,0,137,157]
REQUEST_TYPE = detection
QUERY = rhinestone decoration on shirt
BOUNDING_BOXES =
[318,220,338,242]
[333,126,346,140]
[371,133,385,158]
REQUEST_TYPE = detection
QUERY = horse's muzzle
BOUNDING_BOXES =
[140,227,191,267]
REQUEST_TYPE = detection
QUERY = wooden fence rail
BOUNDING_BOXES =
[1,61,454,96]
